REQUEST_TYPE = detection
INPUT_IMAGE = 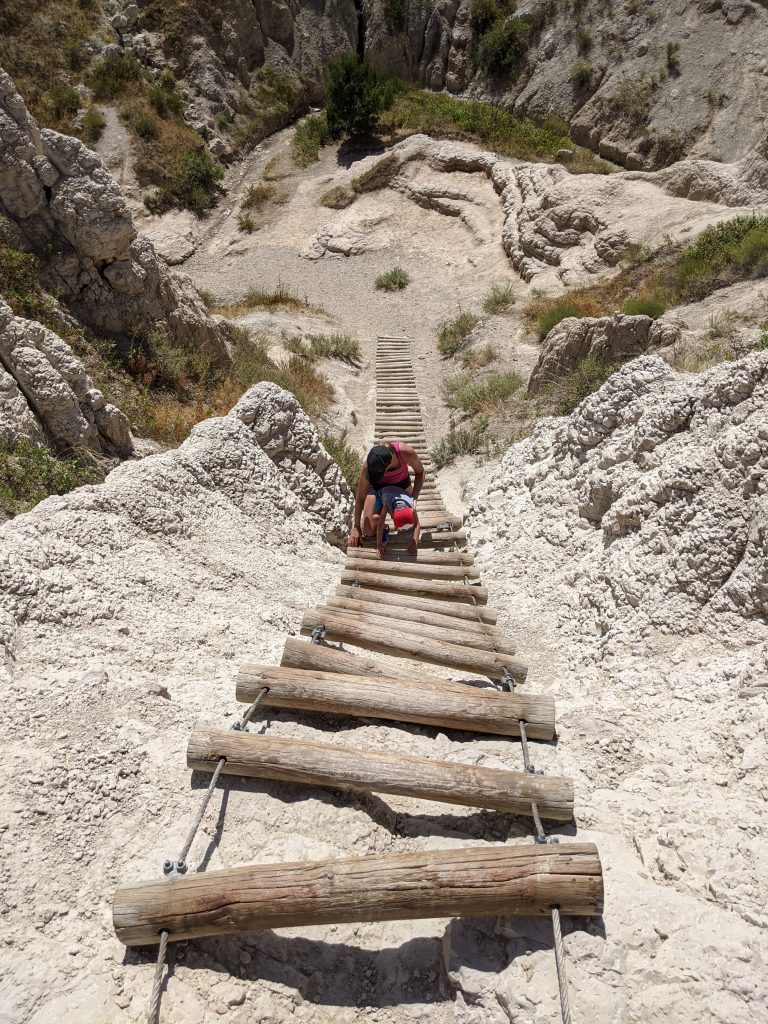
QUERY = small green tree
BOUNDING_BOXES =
[325,55,387,139]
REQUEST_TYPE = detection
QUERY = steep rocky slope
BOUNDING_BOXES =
[464,352,768,1022]
[364,0,768,169]
[0,384,351,1022]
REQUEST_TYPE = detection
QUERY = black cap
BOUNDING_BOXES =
[367,445,391,486]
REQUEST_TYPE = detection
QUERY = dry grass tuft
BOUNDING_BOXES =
[212,283,323,317]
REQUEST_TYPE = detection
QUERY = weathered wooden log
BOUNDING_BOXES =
[342,559,479,582]
[113,843,603,946]
[313,603,517,656]
[340,569,485,604]
[326,596,502,638]
[377,529,467,549]
[346,548,474,566]
[335,585,496,623]
[281,636,444,682]
[237,665,554,738]
[301,608,527,680]
[186,729,571,820]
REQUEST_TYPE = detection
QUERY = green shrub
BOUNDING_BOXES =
[443,371,523,414]
[145,149,224,217]
[438,312,482,356]
[132,112,158,140]
[623,296,667,318]
[430,423,497,469]
[754,332,768,351]
[537,301,586,339]
[476,16,534,79]
[325,55,390,139]
[676,215,768,301]
[0,439,97,519]
[81,106,107,144]
[86,52,142,100]
[322,430,362,487]
[470,0,501,35]
[483,282,515,314]
[306,333,361,362]
[375,267,410,291]
[576,27,592,53]
[550,356,617,415]
[292,113,331,166]
[147,80,184,117]
[570,59,593,90]
[50,85,81,120]
[0,245,40,304]
[666,41,681,77]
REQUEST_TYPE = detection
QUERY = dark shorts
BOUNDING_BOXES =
[367,472,411,514]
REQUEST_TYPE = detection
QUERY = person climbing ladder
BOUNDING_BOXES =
[347,439,424,549]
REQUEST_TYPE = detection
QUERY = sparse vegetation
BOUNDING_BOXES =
[623,296,667,318]
[375,267,410,291]
[143,149,224,218]
[666,41,681,77]
[322,431,363,487]
[86,52,142,100]
[319,184,356,209]
[0,439,98,519]
[549,356,617,415]
[471,4,551,81]
[285,334,362,363]
[81,107,107,145]
[570,59,594,91]
[0,0,103,132]
[292,113,332,167]
[483,282,515,314]
[675,215,768,301]
[94,328,337,445]
[211,283,322,317]
[460,343,499,370]
[0,244,40,312]
[430,423,498,469]
[438,312,482,357]
[384,86,614,173]
[535,300,591,339]
[443,371,524,415]
[237,211,255,233]
[529,217,768,342]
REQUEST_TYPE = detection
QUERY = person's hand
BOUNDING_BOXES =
[377,543,387,559]
[407,539,418,556]
[348,527,361,548]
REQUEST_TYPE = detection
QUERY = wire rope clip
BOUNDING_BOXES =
[231,720,248,732]
[163,858,188,877]
[436,521,452,532]
[500,667,516,692]
[311,624,327,645]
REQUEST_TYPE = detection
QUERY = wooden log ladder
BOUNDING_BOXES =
[113,336,603,1017]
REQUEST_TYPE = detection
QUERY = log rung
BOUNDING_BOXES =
[301,607,528,681]
[186,728,573,820]
[113,844,603,946]
[237,664,555,738]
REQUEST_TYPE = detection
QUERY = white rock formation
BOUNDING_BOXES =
[528,312,683,392]
[463,353,768,1021]
[0,68,230,364]
[0,297,133,455]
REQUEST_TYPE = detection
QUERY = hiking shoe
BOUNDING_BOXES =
[382,526,390,544]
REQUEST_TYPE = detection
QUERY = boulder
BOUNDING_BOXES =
[529,313,683,393]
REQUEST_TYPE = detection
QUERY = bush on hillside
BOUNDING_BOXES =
[325,55,391,139]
